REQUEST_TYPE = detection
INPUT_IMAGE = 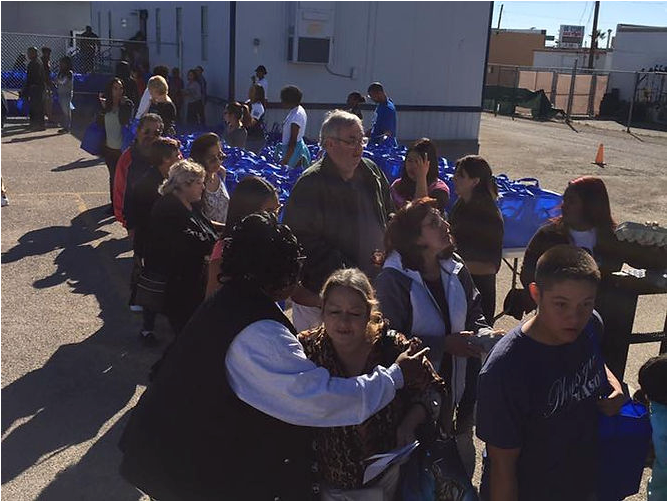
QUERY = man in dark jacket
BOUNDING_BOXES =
[23,47,45,131]
[283,109,395,331]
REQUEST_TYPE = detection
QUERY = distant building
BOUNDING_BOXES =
[90,1,494,156]
[1,1,91,36]
[608,24,667,102]
[533,48,612,70]
[488,28,547,66]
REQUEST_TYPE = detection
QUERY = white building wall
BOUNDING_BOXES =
[1,1,91,36]
[608,26,667,101]
[533,50,611,70]
[233,1,490,142]
[91,1,490,145]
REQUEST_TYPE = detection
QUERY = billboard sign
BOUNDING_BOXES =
[559,25,585,48]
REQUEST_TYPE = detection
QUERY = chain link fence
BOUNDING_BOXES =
[485,63,667,127]
[2,32,180,124]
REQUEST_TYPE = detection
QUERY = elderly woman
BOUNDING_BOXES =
[119,213,431,500]
[189,132,230,225]
[299,268,445,500]
[375,197,500,479]
[143,159,218,336]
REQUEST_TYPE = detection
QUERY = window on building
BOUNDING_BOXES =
[201,5,208,61]
[108,11,112,39]
[156,8,161,54]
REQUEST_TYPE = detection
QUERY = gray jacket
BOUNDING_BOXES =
[375,250,498,407]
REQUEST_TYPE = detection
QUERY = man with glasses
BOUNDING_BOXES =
[284,109,395,331]
[113,113,164,312]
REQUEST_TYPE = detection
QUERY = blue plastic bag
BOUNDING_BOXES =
[121,125,135,151]
[496,176,562,248]
[80,121,106,156]
[598,400,652,500]
[16,97,28,116]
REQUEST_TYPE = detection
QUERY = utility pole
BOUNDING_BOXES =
[587,1,600,69]
[497,4,503,30]
[606,28,612,49]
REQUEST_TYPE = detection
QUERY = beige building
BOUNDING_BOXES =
[487,28,547,86]
[488,28,547,66]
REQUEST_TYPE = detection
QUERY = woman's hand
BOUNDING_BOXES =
[396,405,426,447]
[444,331,485,357]
[416,153,430,180]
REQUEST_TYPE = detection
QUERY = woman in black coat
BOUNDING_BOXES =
[143,159,217,336]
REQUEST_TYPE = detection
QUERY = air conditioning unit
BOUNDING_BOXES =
[287,2,335,64]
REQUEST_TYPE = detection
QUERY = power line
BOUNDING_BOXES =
[578,1,589,25]
[585,1,595,29]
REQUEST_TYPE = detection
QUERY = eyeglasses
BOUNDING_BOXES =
[330,136,369,148]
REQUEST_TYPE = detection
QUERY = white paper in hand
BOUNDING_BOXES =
[362,440,419,485]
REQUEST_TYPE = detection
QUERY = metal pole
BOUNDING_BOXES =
[587,72,597,117]
[588,1,600,69]
[566,59,578,122]
[626,72,639,132]
[228,1,237,102]
[497,4,504,30]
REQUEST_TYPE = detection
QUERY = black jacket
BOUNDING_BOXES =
[144,193,217,320]
[97,97,134,137]
[283,154,395,293]
[119,280,315,500]
[127,167,165,256]
[449,195,504,271]
[520,220,667,289]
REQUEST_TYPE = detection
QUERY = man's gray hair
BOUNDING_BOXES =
[319,109,362,146]
[159,159,205,195]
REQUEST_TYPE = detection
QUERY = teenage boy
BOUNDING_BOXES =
[476,244,625,501]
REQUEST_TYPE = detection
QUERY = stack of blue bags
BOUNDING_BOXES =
[128,126,563,248]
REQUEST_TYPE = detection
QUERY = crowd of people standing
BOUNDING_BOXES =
[16,47,665,500]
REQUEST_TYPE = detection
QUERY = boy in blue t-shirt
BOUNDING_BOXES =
[476,245,625,501]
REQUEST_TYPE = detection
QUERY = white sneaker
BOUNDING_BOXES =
[129,304,143,312]
[1,194,8,207]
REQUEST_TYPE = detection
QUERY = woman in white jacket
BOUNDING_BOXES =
[375,197,500,478]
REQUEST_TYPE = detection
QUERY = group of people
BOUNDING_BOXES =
[20,46,74,132]
[99,80,667,500]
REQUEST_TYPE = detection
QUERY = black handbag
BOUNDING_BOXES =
[135,269,167,313]
[401,434,478,501]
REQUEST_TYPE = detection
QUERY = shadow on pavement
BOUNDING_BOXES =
[1,204,158,499]
[8,132,62,143]
[52,157,105,172]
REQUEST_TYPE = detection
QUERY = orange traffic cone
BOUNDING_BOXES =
[593,143,606,167]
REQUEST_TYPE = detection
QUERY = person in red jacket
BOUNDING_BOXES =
[113,113,163,312]
[113,113,163,228]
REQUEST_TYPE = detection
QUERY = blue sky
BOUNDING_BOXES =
[493,1,667,46]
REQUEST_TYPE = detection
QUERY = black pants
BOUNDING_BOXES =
[103,147,122,210]
[186,102,199,125]
[472,273,496,326]
[27,85,44,128]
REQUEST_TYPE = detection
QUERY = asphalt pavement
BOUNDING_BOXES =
[1,115,663,499]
